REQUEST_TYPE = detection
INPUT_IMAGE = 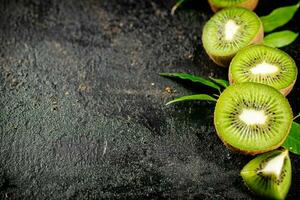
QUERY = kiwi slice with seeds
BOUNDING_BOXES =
[214,82,293,155]
[202,7,263,67]
[229,45,298,96]
[208,0,259,13]
[241,149,291,199]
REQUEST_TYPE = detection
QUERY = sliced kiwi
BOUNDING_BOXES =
[202,7,263,67]
[229,45,298,96]
[241,149,291,199]
[214,82,293,155]
[208,0,259,12]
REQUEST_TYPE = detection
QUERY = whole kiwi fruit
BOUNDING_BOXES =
[229,45,298,96]
[202,7,263,67]
[208,0,259,13]
[241,149,291,199]
[214,82,293,155]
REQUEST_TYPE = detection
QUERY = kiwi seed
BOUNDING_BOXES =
[208,0,259,13]
[202,7,263,67]
[241,149,292,199]
[229,45,298,96]
[214,82,293,155]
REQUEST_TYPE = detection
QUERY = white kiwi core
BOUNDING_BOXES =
[239,109,267,125]
[250,62,279,75]
[260,151,288,178]
[224,20,240,41]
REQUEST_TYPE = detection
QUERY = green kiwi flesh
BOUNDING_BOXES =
[229,45,298,96]
[214,82,293,155]
[241,150,291,200]
[202,7,263,67]
[208,0,259,12]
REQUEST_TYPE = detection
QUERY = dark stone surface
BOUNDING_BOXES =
[0,0,299,199]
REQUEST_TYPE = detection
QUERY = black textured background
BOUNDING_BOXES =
[0,0,299,199]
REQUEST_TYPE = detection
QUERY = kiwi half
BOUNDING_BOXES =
[208,0,259,12]
[202,7,263,67]
[229,45,298,96]
[241,149,291,199]
[214,82,293,155]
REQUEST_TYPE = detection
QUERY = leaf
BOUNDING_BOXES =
[283,122,300,155]
[260,2,300,32]
[166,94,217,105]
[263,31,299,48]
[160,73,221,91]
[209,77,229,88]
[171,0,188,15]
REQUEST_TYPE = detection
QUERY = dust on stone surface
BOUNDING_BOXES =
[0,0,299,199]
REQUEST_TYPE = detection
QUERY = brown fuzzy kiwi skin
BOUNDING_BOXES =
[206,24,264,67]
[207,54,232,67]
[280,80,296,96]
[208,0,259,13]
[213,88,293,156]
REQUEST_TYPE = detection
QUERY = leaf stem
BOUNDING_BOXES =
[171,0,186,15]
[293,113,300,121]
[212,94,220,98]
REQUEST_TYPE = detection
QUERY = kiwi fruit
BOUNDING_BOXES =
[202,7,263,67]
[229,45,298,96]
[214,82,293,155]
[241,149,291,199]
[208,0,259,13]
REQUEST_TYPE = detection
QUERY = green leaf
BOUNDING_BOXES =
[209,77,229,88]
[160,73,221,91]
[263,30,299,48]
[166,94,217,105]
[283,122,300,155]
[171,0,188,15]
[260,2,300,32]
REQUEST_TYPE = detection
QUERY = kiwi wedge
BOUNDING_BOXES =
[202,7,263,67]
[208,0,259,13]
[241,149,291,199]
[229,45,298,96]
[214,82,293,155]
